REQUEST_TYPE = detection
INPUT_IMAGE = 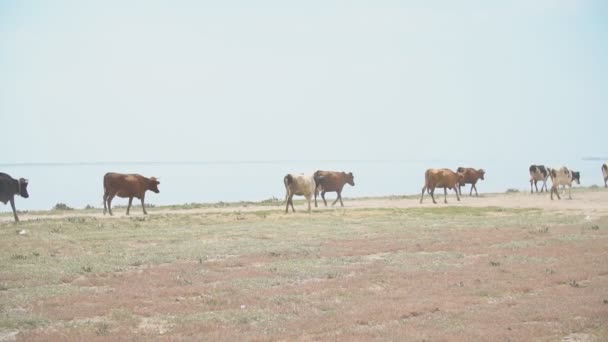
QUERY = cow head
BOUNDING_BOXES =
[479,169,485,180]
[346,172,355,186]
[148,177,160,193]
[571,171,580,185]
[18,178,29,198]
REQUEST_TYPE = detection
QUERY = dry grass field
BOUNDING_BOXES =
[1,188,608,341]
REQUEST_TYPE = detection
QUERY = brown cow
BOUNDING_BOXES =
[456,167,485,196]
[103,172,160,216]
[420,168,463,204]
[0,173,29,222]
[313,170,355,207]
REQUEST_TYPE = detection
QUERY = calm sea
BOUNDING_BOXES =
[0,159,604,212]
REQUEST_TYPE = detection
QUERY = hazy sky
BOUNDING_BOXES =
[1,0,606,164]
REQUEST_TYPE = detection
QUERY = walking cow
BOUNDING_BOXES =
[549,167,580,200]
[529,165,550,193]
[313,170,355,207]
[103,172,160,215]
[456,167,485,196]
[420,169,463,204]
[284,173,316,213]
[0,173,29,222]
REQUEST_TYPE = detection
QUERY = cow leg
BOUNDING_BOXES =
[604,176,607,188]
[103,191,108,215]
[107,194,115,216]
[443,187,448,204]
[338,192,344,207]
[430,188,437,204]
[420,186,426,204]
[536,181,540,193]
[305,195,312,213]
[321,191,328,207]
[473,183,479,196]
[331,193,340,206]
[530,180,533,193]
[126,197,133,215]
[285,193,290,213]
[541,181,547,192]
[454,186,461,201]
[458,184,462,197]
[314,190,318,208]
[141,196,148,215]
[290,196,296,213]
[568,184,572,200]
[10,197,19,222]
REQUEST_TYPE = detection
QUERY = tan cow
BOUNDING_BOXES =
[420,168,463,204]
[103,172,160,216]
[549,167,580,200]
[313,170,355,207]
[284,173,316,213]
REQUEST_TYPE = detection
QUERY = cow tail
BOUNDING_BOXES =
[284,174,293,187]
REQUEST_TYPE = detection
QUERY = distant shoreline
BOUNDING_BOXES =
[1,158,603,167]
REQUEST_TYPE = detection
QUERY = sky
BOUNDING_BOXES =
[1,0,607,164]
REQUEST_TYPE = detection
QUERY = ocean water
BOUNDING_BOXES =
[0,159,604,212]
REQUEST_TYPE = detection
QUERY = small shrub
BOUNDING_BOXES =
[84,204,95,210]
[591,225,599,230]
[489,261,501,267]
[53,203,73,211]
[96,322,110,336]
[505,189,519,193]
[81,266,92,273]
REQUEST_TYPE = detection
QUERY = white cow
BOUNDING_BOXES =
[284,173,316,213]
[602,163,607,188]
[549,167,581,200]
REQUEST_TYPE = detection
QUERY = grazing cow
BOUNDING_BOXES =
[284,173,316,213]
[103,172,160,216]
[0,173,29,222]
[603,163,608,188]
[549,167,580,200]
[529,165,550,193]
[456,167,485,196]
[420,168,463,204]
[313,170,355,207]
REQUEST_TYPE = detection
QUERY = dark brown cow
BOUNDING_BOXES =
[602,163,607,188]
[313,170,355,207]
[420,168,463,204]
[456,167,485,196]
[103,172,160,216]
[0,173,29,222]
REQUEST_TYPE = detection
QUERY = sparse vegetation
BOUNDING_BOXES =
[505,188,519,193]
[0,191,607,340]
[52,203,73,211]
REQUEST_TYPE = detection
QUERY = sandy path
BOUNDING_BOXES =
[2,189,607,222]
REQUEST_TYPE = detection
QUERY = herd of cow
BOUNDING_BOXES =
[0,163,607,221]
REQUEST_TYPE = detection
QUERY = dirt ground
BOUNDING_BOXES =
[2,187,607,223]
[1,188,607,341]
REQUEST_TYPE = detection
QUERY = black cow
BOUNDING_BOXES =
[0,173,29,222]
